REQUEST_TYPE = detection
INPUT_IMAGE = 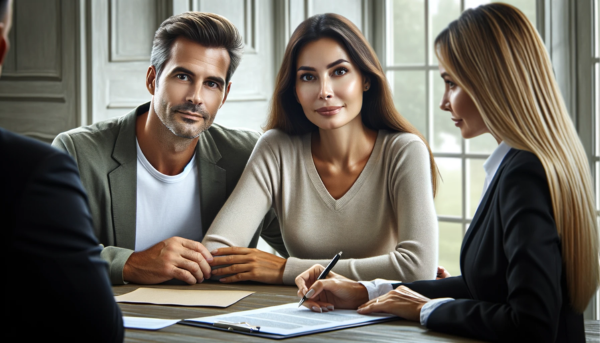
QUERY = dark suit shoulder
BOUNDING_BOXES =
[0,128,75,185]
[501,149,546,178]
[495,149,554,224]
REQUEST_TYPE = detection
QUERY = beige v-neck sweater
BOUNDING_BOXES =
[203,129,438,285]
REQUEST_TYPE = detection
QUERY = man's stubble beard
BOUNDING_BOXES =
[156,98,215,139]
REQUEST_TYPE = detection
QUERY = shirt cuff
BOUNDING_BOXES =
[358,279,399,300]
[420,298,454,326]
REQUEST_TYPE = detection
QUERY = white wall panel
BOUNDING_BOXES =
[289,0,366,35]
[89,0,168,123]
[110,0,158,62]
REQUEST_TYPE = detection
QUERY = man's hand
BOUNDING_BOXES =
[123,237,213,285]
[357,286,430,321]
[209,247,286,284]
[295,264,369,312]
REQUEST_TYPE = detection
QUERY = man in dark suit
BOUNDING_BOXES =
[1,0,124,340]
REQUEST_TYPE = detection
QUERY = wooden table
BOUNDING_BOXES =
[114,282,599,342]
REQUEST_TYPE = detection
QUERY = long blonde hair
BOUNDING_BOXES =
[435,3,599,312]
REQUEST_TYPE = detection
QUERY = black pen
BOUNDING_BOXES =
[298,251,343,308]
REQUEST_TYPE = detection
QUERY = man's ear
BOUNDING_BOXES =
[219,81,232,109]
[0,23,8,67]
[146,66,157,95]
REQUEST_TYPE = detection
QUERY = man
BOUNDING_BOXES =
[0,0,124,341]
[52,12,285,285]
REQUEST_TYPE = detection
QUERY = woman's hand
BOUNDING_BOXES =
[295,264,369,312]
[357,286,430,322]
[436,266,451,279]
[209,247,286,284]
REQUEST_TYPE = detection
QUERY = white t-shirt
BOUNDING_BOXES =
[134,140,202,251]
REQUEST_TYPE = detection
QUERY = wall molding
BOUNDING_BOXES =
[0,74,63,82]
[0,94,66,103]
[243,0,258,54]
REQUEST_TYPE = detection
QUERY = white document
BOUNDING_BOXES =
[185,303,395,336]
[123,316,181,330]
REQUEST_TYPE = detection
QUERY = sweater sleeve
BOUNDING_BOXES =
[202,132,280,252]
[281,138,438,284]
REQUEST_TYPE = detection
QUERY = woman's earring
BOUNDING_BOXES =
[364,84,370,91]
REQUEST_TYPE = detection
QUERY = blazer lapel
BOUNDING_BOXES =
[196,129,226,237]
[107,106,140,249]
[460,149,517,268]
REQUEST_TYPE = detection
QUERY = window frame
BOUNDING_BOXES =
[373,0,545,274]
[574,0,598,320]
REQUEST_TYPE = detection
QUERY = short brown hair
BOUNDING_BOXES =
[151,12,243,85]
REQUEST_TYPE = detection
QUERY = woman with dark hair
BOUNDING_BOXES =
[294,4,598,342]
[203,13,440,287]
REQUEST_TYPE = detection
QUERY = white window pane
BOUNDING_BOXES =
[438,221,462,276]
[464,0,536,27]
[389,0,425,65]
[467,159,487,218]
[464,0,491,9]
[596,64,600,157]
[434,157,462,216]
[429,0,461,64]
[390,71,427,138]
[466,133,498,154]
[431,71,461,152]
[594,0,600,57]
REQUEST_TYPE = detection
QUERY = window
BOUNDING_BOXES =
[593,0,599,319]
[384,0,538,276]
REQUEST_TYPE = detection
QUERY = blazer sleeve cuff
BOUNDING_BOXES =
[420,298,454,326]
[100,246,134,285]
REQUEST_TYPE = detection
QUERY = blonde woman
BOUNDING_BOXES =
[294,3,599,342]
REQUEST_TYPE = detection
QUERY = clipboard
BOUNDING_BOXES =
[180,303,398,340]
[180,318,398,339]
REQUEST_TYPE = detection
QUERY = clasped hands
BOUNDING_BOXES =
[123,238,287,284]
[294,265,451,322]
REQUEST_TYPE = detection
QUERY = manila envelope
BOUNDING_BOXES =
[115,288,254,307]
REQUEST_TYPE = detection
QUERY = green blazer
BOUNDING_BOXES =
[52,102,286,284]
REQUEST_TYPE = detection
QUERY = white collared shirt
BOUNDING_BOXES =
[360,140,513,326]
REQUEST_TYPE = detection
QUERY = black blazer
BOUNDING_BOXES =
[399,149,584,342]
[1,128,124,342]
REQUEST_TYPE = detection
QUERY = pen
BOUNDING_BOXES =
[298,251,343,308]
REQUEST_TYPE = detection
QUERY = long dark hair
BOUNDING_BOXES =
[264,13,438,195]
